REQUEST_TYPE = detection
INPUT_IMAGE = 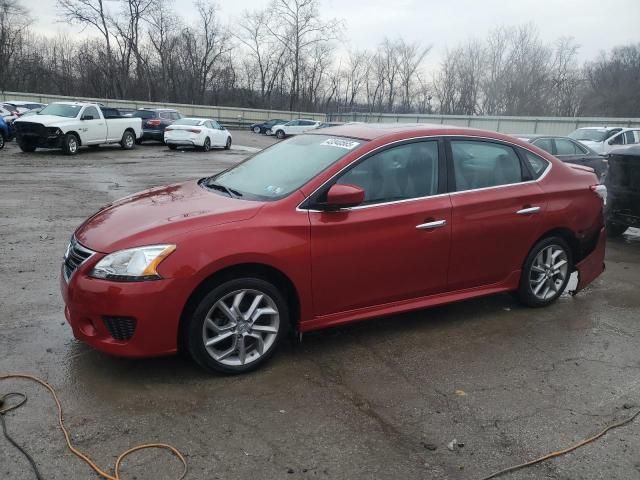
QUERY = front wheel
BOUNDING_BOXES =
[275,130,285,139]
[606,221,628,237]
[62,133,79,155]
[224,136,232,150]
[186,278,289,374]
[18,140,36,152]
[120,131,135,150]
[201,137,211,152]
[517,237,572,307]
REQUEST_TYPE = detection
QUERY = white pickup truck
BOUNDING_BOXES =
[13,102,142,155]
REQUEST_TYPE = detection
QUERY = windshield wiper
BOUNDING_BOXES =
[205,180,243,198]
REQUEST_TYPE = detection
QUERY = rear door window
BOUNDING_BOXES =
[555,139,579,155]
[450,140,524,191]
[531,138,553,154]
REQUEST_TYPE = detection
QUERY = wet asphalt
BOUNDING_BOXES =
[1,131,639,480]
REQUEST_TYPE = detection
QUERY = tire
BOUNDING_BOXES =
[516,236,572,308]
[202,137,211,152]
[253,126,261,133]
[0,134,4,150]
[275,130,285,139]
[62,133,79,155]
[18,140,36,153]
[224,136,232,150]
[168,144,177,150]
[265,129,272,135]
[120,130,135,150]
[186,277,289,374]
[606,221,628,237]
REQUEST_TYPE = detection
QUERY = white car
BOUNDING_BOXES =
[4,101,46,115]
[0,104,17,123]
[164,118,232,151]
[268,119,320,139]
[569,127,640,155]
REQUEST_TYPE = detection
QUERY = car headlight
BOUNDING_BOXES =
[90,244,176,281]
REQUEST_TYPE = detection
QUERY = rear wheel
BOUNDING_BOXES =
[202,137,211,152]
[253,126,261,133]
[62,133,79,155]
[517,237,572,307]
[120,130,135,150]
[224,136,232,150]
[606,221,628,237]
[186,278,288,374]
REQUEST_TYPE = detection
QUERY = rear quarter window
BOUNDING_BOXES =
[523,150,550,179]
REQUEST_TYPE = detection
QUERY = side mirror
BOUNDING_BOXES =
[82,115,94,121]
[323,184,365,210]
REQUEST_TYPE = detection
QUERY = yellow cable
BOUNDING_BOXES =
[0,373,187,480]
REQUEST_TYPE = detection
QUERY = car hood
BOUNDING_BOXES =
[75,180,263,253]
[14,115,80,127]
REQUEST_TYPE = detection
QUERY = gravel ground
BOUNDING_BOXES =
[1,130,639,480]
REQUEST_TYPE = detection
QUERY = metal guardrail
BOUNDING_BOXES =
[3,90,640,136]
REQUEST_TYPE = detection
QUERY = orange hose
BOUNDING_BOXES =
[0,373,187,480]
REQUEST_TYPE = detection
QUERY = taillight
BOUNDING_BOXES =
[188,129,201,133]
[146,119,161,126]
[591,184,607,204]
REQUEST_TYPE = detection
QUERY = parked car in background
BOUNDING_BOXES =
[13,102,142,155]
[249,119,287,134]
[164,118,232,151]
[60,124,606,374]
[515,134,608,181]
[567,127,638,154]
[0,115,10,149]
[3,101,46,115]
[132,108,182,143]
[605,145,640,237]
[317,122,344,129]
[19,107,45,117]
[117,107,137,116]
[0,104,18,123]
[268,119,320,139]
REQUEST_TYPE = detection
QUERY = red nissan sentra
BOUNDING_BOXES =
[61,124,606,373]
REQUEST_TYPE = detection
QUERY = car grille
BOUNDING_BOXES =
[103,316,137,341]
[14,121,47,137]
[63,237,95,281]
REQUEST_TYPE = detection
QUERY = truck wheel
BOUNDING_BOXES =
[121,131,135,150]
[0,134,5,150]
[62,133,79,155]
[18,140,36,153]
[606,222,628,237]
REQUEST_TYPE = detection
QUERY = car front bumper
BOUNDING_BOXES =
[60,263,185,358]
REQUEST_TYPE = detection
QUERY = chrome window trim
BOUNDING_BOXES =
[296,134,552,213]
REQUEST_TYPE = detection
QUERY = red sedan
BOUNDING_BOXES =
[61,124,606,373]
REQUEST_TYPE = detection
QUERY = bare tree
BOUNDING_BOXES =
[0,0,30,91]
[397,39,431,112]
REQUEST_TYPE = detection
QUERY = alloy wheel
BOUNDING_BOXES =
[203,137,210,151]
[529,245,569,300]
[125,133,134,148]
[253,126,261,133]
[201,289,280,367]
[68,137,77,153]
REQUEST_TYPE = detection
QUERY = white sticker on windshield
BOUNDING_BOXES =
[321,138,360,150]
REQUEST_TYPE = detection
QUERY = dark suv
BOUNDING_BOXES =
[132,108,182,143]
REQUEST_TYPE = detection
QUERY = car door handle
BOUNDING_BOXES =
[516,206,541,215]
[416,219,447,230]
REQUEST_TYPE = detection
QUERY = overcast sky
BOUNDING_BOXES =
[22,0,640,66]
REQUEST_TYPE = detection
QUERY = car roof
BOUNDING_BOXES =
[139,107,177,111]
[575,126,624,130]
[308,122,530,143]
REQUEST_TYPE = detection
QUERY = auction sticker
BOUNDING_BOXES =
[321,138,360,150]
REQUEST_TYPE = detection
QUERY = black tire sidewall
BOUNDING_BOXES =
[225,137,231,149]
[63,133,79,155]
[276,130,284,139]
[187,277,289,374]
[518,236,572,308]
[203,137,210,151]
[121,131,135,149]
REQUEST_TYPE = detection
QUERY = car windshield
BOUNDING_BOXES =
[569,128,611,142]
[38,104,83,118]
[173,119,202,126]
[206,135,364,200]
